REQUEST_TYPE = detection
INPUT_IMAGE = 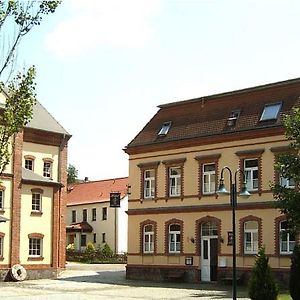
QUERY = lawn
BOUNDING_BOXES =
[278,294,292,300]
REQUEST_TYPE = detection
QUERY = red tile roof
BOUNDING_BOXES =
[67,177,128,206]
[66,221,93,232]
[125,78,300,154]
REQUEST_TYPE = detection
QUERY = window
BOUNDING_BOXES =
[92,208,96,221]
[144,169,155,198]
[25,159,34,171]
[226,110,240,127]
[93,233,97,243]
[29,238,42,257]
[71,210,76,223]
[81,234,87,247]
[201,222,218,236]
[102,207,107,220]
[203,163,216,194]
[83,209,87,222]
[143,224,154,253]
[279,176,295,189]
[43,161,52,178]
[0,235,3,257]
[280,221,295,254]
[169,167,181,197]
[102,233,106,243]
[244,159,258,191]
[158,121,172,136]
[260,102,281,121]
[244,221,258,254]
[32,193,42,212]
[0,190,4,210]
[169,224,181,253]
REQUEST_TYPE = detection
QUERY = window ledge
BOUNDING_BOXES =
[31,211,43,216]
[0,209,5,214]
[28,256,44,261]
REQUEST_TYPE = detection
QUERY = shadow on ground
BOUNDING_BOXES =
[57,270,248,298]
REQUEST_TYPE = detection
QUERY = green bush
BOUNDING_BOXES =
[290,244,300,300]
[100,243,113,258]
[248,247,279,300]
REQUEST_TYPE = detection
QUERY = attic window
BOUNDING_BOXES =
[158,121,172,136]
[260,102,281,121]
[226,110,240,127]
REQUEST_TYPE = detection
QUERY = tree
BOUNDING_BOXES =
[0,1,61,174]
[272,107,300,233]
[248,247,279,300]
[290,244,300,300]
[67,164,79,184]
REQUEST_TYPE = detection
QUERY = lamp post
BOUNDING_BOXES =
[216,167,250,300]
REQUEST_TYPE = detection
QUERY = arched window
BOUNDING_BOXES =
[169,224,181,253]
[201,222,218,236]
[143,224,154,253]
[244,221,258,254]
[280,221,295,254]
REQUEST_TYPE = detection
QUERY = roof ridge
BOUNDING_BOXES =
[71,176,128,185]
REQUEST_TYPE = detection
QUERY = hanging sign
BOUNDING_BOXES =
[110,192,121,207]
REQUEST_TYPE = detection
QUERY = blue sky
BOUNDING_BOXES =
[14,0,300,180]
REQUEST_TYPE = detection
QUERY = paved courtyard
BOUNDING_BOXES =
[0,263,250,299]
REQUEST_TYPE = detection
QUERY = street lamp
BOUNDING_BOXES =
[216,167,250,300]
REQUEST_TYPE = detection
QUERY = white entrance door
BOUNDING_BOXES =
[201,237,210,281]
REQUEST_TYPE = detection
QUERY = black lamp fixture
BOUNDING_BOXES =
[216,166,250,300]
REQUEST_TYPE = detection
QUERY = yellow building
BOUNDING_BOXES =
[124,78,300,284]
[0,90,70,280]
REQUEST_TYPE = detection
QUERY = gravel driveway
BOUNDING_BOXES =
[0,263,250,299]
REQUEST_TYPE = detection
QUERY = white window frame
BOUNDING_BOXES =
[202,163,216,194]
[43,161,52,178]
[169,224,181,253]
[144,169,155,199]
[244,159,258,191]
[32,193,42,212]
[158,121,172,136]
[169,167,181,197]
[0,190,4,210]
[29,238,42,257]
[143,224,154,253]
[25,159,34,171]
[279,176,295,189]
[280,221,296,254]
[244,221,258,254]
[0,236,3,257]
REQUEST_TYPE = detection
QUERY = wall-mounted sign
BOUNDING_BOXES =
[227,231,233,245]
[110,192,121,207]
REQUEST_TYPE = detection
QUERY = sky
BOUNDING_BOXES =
[11,0,300,180]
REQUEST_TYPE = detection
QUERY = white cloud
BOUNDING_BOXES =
[45,0,161,58]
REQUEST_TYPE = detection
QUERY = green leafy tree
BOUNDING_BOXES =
[67,164,79,184]
[272,107,300,233]
[0,1,61,175]
[248,247,279,300]
[290,244,300,300]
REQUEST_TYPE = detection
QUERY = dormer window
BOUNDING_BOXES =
[226,110,240,127]
[158,121,172,136]
[260,102,281,121]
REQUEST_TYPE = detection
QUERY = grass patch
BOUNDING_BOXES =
[278,293,292,300]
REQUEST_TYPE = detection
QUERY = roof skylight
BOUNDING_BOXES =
[226,110,240,127]
[158,121,172,136]
[260,102,282,121]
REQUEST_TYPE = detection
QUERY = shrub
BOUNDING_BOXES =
[85,242,96,253]
[66,243,74,253]
[290,244,300,300]
[101,243,113,258]
[248,247,279,300]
